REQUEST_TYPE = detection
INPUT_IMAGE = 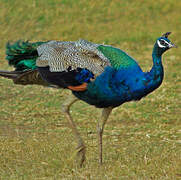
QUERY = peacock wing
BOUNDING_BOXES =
[36,39,111,76]
[13,69,49,86]
[97,45,139,70]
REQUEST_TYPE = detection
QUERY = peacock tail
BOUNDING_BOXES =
[0,40,50,86]
[6,40,46,71]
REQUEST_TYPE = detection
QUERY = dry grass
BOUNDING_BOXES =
[0,0,181,179]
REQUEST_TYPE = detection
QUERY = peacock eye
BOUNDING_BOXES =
[159,40,167,46]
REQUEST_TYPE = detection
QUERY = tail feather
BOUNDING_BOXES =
[0,70,23,79]
[6,40,46,71]
[0,40,52,87]
[0,69,49,86]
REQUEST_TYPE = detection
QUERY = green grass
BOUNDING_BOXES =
[0,0,181,179]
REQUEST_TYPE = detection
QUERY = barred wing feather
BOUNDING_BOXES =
[36,39,111,76]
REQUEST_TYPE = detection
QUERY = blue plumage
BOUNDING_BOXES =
[75,69,94,84]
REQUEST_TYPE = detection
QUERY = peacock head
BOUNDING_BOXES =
[154,32,177,56]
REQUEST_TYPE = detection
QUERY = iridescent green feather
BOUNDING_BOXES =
[6,40,46,71]
[97,45,137,69]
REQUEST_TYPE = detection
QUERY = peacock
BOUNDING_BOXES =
[0,32,176,166]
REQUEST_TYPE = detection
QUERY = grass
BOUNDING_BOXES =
[0,0,181,179]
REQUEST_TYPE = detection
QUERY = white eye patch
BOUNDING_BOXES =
[157,39,170,48]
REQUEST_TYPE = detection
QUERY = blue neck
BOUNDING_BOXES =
[151,44,164,77]
[145,45,164,93]
[150,54,163,76]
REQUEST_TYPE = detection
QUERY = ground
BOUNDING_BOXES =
[0,0,181,179]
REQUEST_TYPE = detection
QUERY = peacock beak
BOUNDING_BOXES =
[169,42,178,48]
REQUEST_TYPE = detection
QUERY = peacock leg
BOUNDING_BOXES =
[97,107,113,164]
[61,93,86,167]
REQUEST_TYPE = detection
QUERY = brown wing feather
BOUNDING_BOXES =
[13,70,49,86]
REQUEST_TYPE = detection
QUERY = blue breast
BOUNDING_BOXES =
[73,65,149,108]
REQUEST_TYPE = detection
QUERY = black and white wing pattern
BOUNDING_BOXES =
[36,39,111,76]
